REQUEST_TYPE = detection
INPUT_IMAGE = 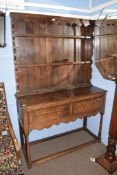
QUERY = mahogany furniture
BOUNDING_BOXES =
[0,82,23,175]
[94,19,117,173]
[10,13,106,168]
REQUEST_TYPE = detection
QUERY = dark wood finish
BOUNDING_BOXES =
[16,86,106,168]
[94,20,117,173]
[11,13,94,96]
[16,86,106,132]
[10,13,106,168]
[98,112,104,140]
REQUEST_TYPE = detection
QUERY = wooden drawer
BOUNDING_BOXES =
[28,95,105,131]
[73,96,105,117]
[28,104,71,131]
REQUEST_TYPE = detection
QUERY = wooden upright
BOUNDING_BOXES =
[10,13,106,168]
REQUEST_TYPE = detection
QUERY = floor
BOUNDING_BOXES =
[21,130,117,175]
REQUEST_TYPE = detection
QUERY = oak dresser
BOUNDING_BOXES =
[10,13,106,168]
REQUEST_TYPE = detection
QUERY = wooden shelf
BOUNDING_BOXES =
[13,33,91,39]
[94,33,117,38]
[16,61,91,68]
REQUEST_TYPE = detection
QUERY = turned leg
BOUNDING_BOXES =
[98,112,104,140]
[83,116,87,130]
[18,119,24,148]
[24,135,32,168]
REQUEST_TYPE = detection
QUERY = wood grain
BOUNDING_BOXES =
[11,13,106,169]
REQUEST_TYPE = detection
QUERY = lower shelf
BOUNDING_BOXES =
[32,139,99,165]
[23,128,100,168]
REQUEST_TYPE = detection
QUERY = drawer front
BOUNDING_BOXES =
[34,105,70,117]
[73,96,105,116]
[29,104,71,131]
[28,95,105,132]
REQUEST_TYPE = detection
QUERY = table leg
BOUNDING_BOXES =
[25,135,32,168]
[83,116,87,130]
[98,112,104,140]
[18,119,24,147]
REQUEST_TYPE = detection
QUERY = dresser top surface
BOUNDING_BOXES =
[17,86,106,110]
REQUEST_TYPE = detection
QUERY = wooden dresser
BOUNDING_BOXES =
[10,13,106,168]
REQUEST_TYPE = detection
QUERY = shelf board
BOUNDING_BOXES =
[13,33,91,39]
[94,33,117,38]
[16,61,91,68]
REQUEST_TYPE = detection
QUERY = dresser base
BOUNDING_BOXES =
[17,86,106,169]
[20,125,102,168]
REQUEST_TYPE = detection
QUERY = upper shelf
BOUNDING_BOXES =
[11,13,94,96]
[13,33,92,39]
[16,61,91,68]
[94,33,117,38]
[11,13,94,38]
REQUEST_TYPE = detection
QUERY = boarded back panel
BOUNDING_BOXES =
[11,13,94,96]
